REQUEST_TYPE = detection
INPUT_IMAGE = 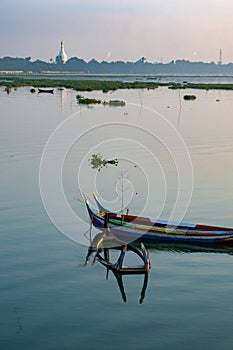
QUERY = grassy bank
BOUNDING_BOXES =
[2,77,233,92]
[0,78,160,92]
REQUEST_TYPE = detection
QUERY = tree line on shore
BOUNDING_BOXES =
[2,56,233,74]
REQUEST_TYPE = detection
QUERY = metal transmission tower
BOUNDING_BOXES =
[218,49,223,65]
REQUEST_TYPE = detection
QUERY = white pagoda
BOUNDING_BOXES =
[56,41,68,64]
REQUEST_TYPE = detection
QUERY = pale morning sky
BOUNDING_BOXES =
[1,0,233,63]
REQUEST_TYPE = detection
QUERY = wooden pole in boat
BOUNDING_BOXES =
[104,248,110,262]
[104,212,110,236]
[104,212,110,261]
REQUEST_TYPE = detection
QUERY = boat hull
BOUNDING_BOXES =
[38,88,54,94]
[84,195,233,244]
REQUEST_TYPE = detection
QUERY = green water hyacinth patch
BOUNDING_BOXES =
[90,153,119,171]
[183,94,196,100]
[76,95,102,105]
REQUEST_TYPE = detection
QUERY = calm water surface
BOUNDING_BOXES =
[1,86,233,350]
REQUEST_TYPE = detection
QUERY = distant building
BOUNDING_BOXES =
[56,41,68,64]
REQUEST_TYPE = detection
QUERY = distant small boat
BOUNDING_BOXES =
[38,88,54,94]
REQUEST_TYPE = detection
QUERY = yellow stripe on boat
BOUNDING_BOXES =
[108,218,188,235]
[109,219,216,236]
[130,224,188,235]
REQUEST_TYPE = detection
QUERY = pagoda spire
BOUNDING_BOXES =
[56,40,68,64]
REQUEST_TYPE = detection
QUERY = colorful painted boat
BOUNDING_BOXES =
[84,194,233,244]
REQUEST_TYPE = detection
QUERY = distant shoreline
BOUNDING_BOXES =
[1,72,233,78]
[2,75,233,92]
[2,56,233,75]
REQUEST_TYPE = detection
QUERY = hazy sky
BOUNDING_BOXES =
[1,0,233,63]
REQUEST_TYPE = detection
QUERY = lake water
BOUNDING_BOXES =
[1,84,233,349]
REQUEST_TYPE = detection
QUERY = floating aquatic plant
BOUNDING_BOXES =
[89,153,118,171]
[183,94,196,100]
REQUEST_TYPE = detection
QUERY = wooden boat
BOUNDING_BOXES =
[84,194,233,244]
[38,88,54,94]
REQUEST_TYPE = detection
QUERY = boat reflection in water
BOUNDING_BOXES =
[84,228,151,303]
[137,240,233,255]
[84,225,233,303]
[112,268,149,304]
